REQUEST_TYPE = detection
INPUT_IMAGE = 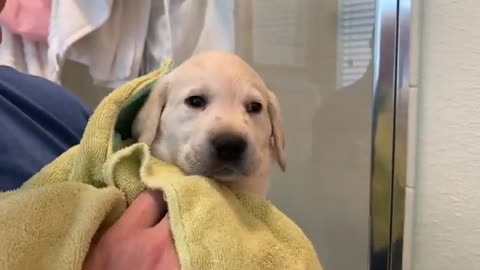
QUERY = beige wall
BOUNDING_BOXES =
[412,0,480,269]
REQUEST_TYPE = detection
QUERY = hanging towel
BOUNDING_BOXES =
[47,0,151,88]
[0,60,322,270]
[0,27,48,77]
[141,0,235,73]
[0,0,52,42]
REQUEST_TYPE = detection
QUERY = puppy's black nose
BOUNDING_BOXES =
[211,133,247,162]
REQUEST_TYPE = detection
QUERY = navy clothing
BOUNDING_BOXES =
[0,66,92,191]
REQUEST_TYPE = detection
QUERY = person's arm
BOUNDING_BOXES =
[0,66,92,191]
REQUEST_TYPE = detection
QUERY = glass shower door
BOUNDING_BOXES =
[235,0,400,269]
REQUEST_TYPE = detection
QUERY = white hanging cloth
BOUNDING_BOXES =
[141,0,235,74]
[47,0,151,88]
[0,27,49,77]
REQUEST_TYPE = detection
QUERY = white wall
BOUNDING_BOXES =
[412,0,480,269]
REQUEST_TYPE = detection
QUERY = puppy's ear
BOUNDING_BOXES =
[132,77,169,145]
[267,90,286,172]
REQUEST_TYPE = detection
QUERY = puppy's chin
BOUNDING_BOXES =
[213,175,237,182]
[207,167,244,182]
[180,163,246,182]
[176,152,270,197]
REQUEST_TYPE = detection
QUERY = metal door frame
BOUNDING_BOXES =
[370,0,411,269]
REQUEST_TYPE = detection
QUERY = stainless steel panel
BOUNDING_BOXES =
[370,0,398,269]
[390,1,412,269]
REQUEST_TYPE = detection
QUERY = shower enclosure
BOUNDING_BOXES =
[234,0,411,269]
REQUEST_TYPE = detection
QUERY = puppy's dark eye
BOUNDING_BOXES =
[246,101,263,114]
[185,95,207,109]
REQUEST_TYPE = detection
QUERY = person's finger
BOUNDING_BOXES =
[113,189,168,232]
[147,214,181,269]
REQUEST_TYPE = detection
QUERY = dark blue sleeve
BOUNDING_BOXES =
[0,66,92,191]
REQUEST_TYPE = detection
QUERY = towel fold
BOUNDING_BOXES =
[0,60,322,270]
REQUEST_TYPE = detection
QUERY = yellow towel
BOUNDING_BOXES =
[0,61,322,270]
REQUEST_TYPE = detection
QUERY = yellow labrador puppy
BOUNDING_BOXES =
[132,51,285,197]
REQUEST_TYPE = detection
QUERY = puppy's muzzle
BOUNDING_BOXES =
[210,133,247,163]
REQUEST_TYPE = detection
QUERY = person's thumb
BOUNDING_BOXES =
[112,189,167,232]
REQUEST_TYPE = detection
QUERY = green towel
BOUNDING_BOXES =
[0,61,322,270]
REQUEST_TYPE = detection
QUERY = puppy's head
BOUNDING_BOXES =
[132,51,285,196]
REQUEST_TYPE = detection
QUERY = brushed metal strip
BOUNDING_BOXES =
[370,0,399,269]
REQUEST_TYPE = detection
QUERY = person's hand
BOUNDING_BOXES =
[83,189,180,270]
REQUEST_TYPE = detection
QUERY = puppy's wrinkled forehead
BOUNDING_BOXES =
[170,51,267,94]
